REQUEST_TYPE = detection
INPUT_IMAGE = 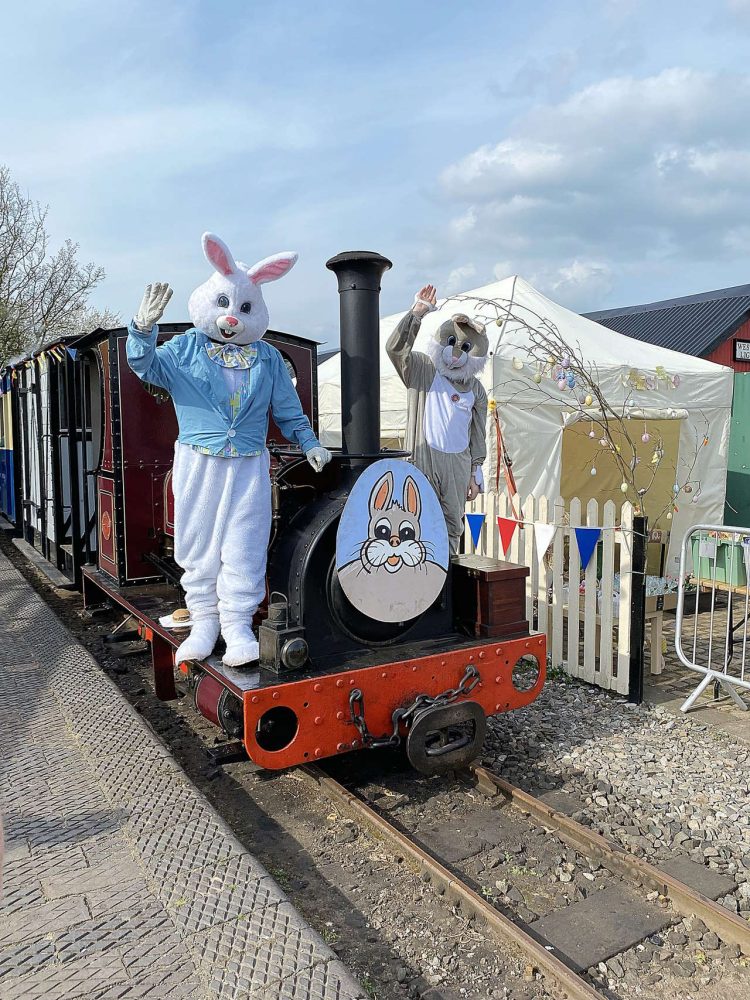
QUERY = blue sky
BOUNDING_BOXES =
[4,0,750,347]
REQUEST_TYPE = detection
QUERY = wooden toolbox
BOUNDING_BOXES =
[452,555,530,639]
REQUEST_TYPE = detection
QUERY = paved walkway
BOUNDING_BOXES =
[0,550,364,1000]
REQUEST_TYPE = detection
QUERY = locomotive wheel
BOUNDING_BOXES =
[405,701,486,776]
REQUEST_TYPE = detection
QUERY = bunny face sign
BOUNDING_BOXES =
[336,460,449,623]
[187,232,298,346]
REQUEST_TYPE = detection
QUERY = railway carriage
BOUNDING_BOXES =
[0,368,19,524]
[2,340,97,584]
[77,251,546,773]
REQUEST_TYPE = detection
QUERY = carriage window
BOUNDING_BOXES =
[280,353,297,387]
[57,361,69,431]
[83,354,103,474]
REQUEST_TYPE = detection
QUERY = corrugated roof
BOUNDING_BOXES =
[584,283,750,357]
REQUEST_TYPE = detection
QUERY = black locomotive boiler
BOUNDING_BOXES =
[79,251,546,774]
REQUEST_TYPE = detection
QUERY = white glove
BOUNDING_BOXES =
[134,282,173,332]
[306,446,332,473]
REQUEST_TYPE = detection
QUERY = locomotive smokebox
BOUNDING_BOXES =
[326,251,392,460]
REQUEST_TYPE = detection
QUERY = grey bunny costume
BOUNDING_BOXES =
[386,310,487,553]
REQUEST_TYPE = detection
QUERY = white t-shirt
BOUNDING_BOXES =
[423,372,475,454]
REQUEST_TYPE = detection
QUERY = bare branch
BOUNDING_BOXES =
[0,165,108,365]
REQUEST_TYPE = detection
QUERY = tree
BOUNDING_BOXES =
[0,165,116,366]
[447,290,708,525]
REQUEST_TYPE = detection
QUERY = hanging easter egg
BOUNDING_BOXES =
[620,483,628,493]
[666,512,673,520]
[557,378,566,390]
[703,437,709,447]
[590,467,597,476]
[615,444,621,453]
[496,318,503,326]
[561,354,570,368]
[584,394,593,407]
[512,357,524,370]
[599,438,607,447]
[641,432,650,443]
[566,372,576,388]
[673,483,679,494]
[588,429,596,439]
[672,374,681,388]
[684,484,693,494]
[533,373,542,383]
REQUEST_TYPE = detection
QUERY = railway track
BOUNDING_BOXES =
[301,761,750,1000]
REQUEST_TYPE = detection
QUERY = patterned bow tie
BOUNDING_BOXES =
[205,342,258,369]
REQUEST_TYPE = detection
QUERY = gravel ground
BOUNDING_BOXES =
[3,530,749,999]
[483,674,750,997]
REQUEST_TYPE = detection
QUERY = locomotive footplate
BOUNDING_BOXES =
[81,566,546,772]
[243,632,546,770]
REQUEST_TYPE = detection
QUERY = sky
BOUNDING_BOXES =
[4,0,750,348]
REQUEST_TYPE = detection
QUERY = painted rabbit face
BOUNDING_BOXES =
[187,233,297,346]
[360,470,427,575]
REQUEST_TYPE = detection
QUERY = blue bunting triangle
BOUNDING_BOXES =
[466,512,486,549]
[66,347,78,360]
[574,527,601,571]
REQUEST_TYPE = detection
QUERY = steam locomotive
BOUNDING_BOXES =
[1,252,546,774]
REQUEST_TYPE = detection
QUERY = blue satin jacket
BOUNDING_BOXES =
[126,323,319,456]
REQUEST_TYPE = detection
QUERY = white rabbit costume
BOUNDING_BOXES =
[127,233,330,667]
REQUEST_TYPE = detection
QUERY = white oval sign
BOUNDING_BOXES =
[335,459,449,623]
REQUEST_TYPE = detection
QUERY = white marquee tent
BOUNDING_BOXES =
[318,276,734,574]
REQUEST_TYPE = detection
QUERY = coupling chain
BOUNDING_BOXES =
[348,664,481,749]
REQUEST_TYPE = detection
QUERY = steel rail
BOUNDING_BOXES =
[302,764,601,1000]
[469,765,750,957]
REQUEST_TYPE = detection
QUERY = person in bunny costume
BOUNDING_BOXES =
[386,284,488,554]
[127,233,331,667]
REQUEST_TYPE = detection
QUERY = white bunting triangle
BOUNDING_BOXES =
[534,523,556,563]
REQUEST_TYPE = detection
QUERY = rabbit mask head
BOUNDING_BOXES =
[427,314,489,384]
[187,232,298,346]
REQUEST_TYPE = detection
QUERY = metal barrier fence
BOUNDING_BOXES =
[676,525,750,713]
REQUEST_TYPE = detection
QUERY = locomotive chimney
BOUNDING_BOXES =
[326,251,392,459]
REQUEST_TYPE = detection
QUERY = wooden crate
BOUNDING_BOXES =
[453,555,530,639]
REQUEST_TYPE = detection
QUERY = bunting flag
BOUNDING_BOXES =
[497,516,519,556]
[534,522,556,563]
[574,527,602,571]
[466,512,486,549]
[67,347,78,360]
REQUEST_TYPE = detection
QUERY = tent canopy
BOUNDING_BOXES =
[318,276,733,575]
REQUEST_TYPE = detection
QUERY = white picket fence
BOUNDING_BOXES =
[464,494,636,694]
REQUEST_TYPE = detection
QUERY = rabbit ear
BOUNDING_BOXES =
[202,233,236,276]
[248,252,298,285]
[370,471,394,513]
[403,476,421,519]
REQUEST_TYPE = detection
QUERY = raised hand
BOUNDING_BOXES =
[134,282,173,332]
[412,284,437,317]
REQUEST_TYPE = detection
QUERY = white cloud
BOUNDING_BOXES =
[445,264,476,293]
[430,67,750,309]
